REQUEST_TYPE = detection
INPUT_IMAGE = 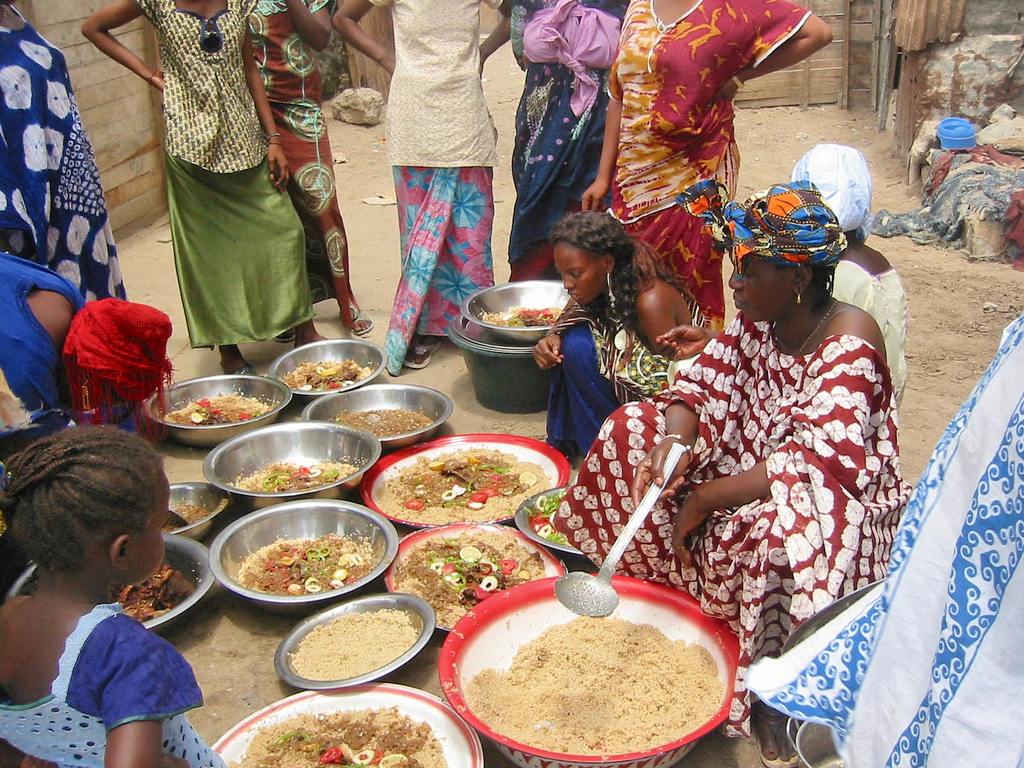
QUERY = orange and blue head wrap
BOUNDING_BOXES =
[678,179,847,272]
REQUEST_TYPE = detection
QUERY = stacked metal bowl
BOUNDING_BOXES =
[449,281,569,414]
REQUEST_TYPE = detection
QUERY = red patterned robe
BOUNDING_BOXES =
[553,316,910,735]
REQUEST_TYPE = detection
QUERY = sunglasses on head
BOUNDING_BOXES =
[199,16,223,54]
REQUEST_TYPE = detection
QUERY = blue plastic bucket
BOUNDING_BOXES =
[937,117,976,150]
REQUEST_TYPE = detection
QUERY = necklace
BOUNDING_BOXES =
[793,298,837,355]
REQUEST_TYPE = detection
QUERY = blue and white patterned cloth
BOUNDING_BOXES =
[747,311,1024,767]
[0,10,125,300]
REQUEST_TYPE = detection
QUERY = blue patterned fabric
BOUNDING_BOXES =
[545,323,619,458]
[0,252,84,438]
[747,312,1024,768]
[0,13,124,300]
[508,0,627,263]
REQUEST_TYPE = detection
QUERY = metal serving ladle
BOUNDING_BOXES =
[554,441,689,617]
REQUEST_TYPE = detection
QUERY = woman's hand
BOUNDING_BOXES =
[712,75,743,102]
[656,324,714,359]
[671,485,713,567]
[630,438,693,507]
[581,177,610,211]
[147,69,164,91]
[267,144,289,191]
[533,333,563,369]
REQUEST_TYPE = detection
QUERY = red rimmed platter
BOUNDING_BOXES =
[213,684,483,768]
[438,576,739,768]
[359,434,570,527]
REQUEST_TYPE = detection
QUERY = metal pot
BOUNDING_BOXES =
[789,720,844,768]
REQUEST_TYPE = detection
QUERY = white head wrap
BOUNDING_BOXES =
[791,144,874,240]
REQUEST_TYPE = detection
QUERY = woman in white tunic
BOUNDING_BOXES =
[334,0,506,373]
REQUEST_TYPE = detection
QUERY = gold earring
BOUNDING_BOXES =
[796,292,802,305]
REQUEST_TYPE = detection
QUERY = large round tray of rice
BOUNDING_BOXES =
[359,434,570,527]
[438,576,740,768]
[214,685,483,768]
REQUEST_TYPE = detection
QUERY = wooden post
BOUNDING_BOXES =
[345,4,394,100]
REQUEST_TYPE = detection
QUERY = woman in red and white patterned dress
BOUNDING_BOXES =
[553,180,910,764]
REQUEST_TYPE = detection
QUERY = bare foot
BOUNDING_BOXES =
[751,701,798,768]
[294,320,326,346]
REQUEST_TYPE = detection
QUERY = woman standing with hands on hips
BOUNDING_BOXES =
[83,0,324,375]
[581,0,833,329]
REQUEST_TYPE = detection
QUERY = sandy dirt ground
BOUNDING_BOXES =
[119,51,1023,767]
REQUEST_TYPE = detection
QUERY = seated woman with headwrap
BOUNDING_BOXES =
[552,180,910,767]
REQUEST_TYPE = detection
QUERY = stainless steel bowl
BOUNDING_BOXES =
[209,499,399,613]
[275,592,435,689]
[461,281,569,344]
[514,486,582,556]
[144,374,293,448]
[268,339,386,398]
[203,422,382,509]
[5,535,214,633]
[166,482,231,540]
[300,384,453,451]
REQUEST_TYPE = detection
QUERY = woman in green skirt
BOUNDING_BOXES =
[84,0,323,374]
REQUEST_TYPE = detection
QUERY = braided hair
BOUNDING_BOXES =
[549,212,691,335]
[0,427,165,573]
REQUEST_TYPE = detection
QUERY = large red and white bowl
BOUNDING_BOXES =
[213,684,483,768]
[359,434,570,527]
[385,522,566,631]
[439,576,739,768]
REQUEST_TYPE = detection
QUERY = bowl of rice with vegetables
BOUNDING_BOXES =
[145,374,292,448]
[461,280,569,344]
[213,685,483,768]
[275,593,435,689]
[360,434,570,527]
[204,422,381,509]
[269,339,386,398]
[439,577,740,768]
[385,522,564,630]
[209,499,398,612]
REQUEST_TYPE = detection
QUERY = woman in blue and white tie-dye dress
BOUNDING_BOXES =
[0,2,125,301]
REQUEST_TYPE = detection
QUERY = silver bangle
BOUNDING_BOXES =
[662,434,692,452]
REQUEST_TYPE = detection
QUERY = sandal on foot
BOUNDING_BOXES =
[225,363,257,376]
[403,338,441,370]
[349,311,374,338]
[753,706,800,768]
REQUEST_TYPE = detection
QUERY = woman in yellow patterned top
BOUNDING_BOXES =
[84,0,324,374]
